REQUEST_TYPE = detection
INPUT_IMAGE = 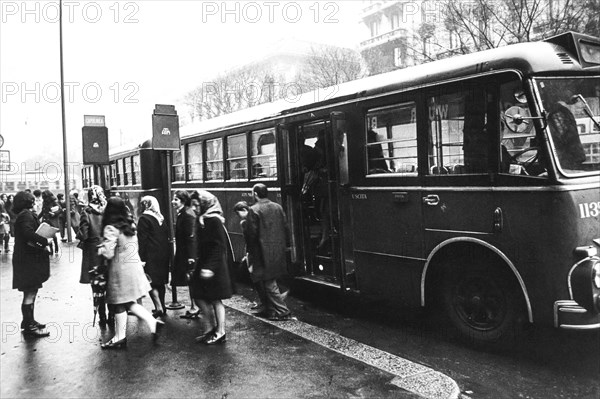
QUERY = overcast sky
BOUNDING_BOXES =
[0,0,365,165]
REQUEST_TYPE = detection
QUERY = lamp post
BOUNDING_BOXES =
[59,0,73,242]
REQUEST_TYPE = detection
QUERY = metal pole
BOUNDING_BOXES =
[59,0,72,243]
[164,150,183,309]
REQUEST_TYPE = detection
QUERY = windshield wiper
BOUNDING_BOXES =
[573,94,600,131]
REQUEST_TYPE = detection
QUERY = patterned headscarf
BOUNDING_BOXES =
[87,185,106,213]
[192,190,224,226]
[141,195,164,225]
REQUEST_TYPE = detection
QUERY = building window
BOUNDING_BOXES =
[227,133,247,181]
[370,19,380,37]
[390,12,400,30]
[187,142,203,181]
[366,102,418,175]
[251,129,277,179]
[206,138,223,181]
[172,149,185,181]
[117,159,126,186]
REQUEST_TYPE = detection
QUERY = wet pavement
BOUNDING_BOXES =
[1,242,458,398]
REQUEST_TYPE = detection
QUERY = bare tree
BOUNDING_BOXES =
[182,45,364,122]
[442,0,599,55]
[296,46,364,93]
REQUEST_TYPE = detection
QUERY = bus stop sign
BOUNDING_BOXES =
[152,104,180,150]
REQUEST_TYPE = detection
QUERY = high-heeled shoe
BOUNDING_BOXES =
[101,337,127,349]
[152,319,165,343]
[194,327,217,343]
[204,332,226,345]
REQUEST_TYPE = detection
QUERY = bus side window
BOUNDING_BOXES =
[427,87,490,175]
[365,102,418,176]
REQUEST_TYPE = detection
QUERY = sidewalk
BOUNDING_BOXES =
[0,242,458,398]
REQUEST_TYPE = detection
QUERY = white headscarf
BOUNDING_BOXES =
[194,190,224,227]
[141,195,164,225]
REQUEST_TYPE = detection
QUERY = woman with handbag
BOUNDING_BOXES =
[78,185,112,327]
[12,191,51,337]
[98,196,163,349]
[190,190,232,345]
[39,190,61,254]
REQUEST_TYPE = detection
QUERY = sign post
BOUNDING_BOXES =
[152,105,183,310]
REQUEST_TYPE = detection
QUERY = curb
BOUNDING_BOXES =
[225,295,460,399]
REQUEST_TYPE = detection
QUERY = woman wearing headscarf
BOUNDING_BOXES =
[171,190,199,318]
[190,190,232,345]
[12,191,51,337]
[98,196,163,349]
[137,195,170,318]
[39,190,61,254]
[78,186,110,327]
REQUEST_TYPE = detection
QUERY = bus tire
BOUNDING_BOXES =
[440,263,524,346]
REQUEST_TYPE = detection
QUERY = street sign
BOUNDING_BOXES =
[84,115,106,127]
[152,105,180,150]
[82,126,109,164]
[0,150,10,171]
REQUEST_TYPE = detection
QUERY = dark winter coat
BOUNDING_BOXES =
[78,206,103,284]
[137,214,170,285]
[191,216,232,300]
[12,209,50,291]
[249,198,288,282]
[172,207,197,286]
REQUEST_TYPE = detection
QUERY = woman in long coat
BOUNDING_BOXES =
[12,191,51,337]
[137,195,170,318]
[78,186,109,326]
[98,197,163,349]
[171,190,198,318]
[190,190,232,345]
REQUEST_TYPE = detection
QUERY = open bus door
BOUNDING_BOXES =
[278,117,348,289]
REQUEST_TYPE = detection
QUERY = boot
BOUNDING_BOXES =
[98,299,107,327]
[31,302,46,329]
[107,304,116,329]
[21,304,49,338]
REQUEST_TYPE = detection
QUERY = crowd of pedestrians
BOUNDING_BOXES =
[6,183,293,348]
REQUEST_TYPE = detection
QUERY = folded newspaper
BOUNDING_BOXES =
[36,222,59,239]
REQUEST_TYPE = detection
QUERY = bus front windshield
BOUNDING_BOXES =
[537,77,600,176]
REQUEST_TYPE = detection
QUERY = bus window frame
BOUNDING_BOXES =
[250,127,278,181]
[205,137,224,182]
[171,148,186,182]
[186,141,204,182]
[365,101,419,177]
[226,132,248,182]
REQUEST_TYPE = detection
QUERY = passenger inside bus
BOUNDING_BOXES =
[367,129,390,173]
[547,92,587,170]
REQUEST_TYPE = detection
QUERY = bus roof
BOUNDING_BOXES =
[178,34,598,140]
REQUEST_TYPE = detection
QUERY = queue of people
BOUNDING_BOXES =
[9,183,293,348]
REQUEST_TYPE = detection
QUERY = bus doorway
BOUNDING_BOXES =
[294,120,342,285]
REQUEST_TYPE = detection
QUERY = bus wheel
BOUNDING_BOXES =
[441,265,523,345]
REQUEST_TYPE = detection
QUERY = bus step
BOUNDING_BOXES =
[295,275,341,289]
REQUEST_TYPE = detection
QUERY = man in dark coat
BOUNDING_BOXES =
[12,191,51,337]
[248,183,292,321]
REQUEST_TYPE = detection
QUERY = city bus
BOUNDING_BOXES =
[84,32,600,344]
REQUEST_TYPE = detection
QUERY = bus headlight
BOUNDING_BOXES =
[593,262,600,289]
[571,259,600,312]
